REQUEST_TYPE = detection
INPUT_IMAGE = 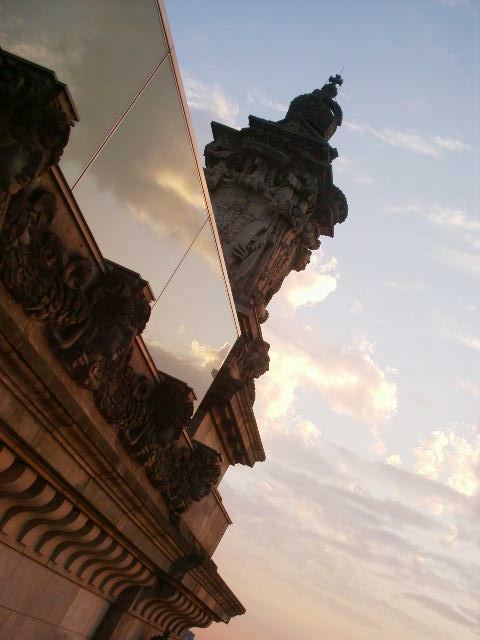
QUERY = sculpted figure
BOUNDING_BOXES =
[142,441,222,514]
[53,266,151,386]
[0,52,71,219]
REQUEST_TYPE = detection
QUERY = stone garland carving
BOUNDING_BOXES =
[0,184,219,514]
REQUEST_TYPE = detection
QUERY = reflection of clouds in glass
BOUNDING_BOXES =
[1,0,166,180]
[2,3,229,275]
[155,170,205,211]
[146,340,232,407]
[189,341,231,370]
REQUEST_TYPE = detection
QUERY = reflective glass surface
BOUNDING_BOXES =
[72,56,209,298]
[0,0,167,184]
[143,220,239,405]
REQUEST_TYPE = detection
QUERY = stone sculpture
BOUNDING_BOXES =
[205,76,348,319]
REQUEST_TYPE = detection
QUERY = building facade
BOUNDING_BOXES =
[0,3,347,638]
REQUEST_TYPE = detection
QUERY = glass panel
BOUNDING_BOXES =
[143,220,239,406]
[0,0,167,184]
[72,56,210,298]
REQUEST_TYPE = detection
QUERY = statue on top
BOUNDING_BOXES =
[282,74,343,141]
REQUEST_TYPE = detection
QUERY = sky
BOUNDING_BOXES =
[164,1,480,638]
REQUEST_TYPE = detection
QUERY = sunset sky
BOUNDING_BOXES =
[1,0,478,637]
[165,1,480,638]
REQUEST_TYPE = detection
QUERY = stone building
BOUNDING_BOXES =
[0,2,347,638]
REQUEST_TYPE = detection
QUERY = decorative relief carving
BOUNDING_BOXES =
[0,183,219,514]
[0,47,224,515]
[205,77,348,314]
[139,441,222,515]
[0,49,73,222]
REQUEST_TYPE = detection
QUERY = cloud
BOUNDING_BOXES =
[350,300,364,314]
[414,428,480,496]
[443,327,480,351]
[246,87,288,114]
[457,379,480,397]
[345,122,469,157]
[433,136,471,152]
[402,592,477,630]
[386,454,402,466]
[281,255,339,309]
[221,429,480,632]
[189,340,232,371]
[184,74,240,128]
[154,170,205,210]
[436,247,480,278]
[388,204,480,233]
[259,330,398,427]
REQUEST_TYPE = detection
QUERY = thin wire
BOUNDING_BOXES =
[151,217,208,311]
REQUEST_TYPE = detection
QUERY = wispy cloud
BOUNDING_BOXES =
[388,203,480,233]
[457,379,480,397]
[414,427,480,496]
[333,154,373,185]
[246,86,288,114]
[281,255,339,310]
[444,327,480,351]
[259,331,398,427]
[184,74,240,128]
[436,246,480,278]
[345,122,470,158]
[402,592,477,630]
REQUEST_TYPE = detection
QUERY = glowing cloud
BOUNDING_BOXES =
[414,428,480,496]
[184,75,240,128]
[282,255,339,310]
[259,334,398,427]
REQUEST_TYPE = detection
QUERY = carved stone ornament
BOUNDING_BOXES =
[0,183,205,511]
[205,78,347,314]
[139,441,222,515]
[0,49,225,516]
[237,337,270,379]
[0,48,73,222]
